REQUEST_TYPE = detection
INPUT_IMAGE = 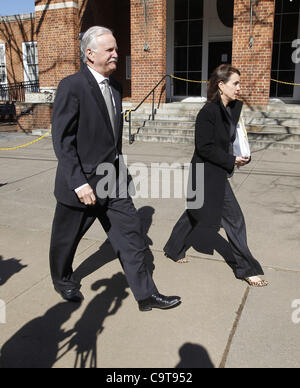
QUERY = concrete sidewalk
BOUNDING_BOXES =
[0,133,300,368]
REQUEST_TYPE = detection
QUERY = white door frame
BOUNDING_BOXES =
[166,0,206,101]
[22,41,39,83]
[0,43,7,85]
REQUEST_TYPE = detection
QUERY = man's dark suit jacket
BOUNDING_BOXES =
[52,64,123,209]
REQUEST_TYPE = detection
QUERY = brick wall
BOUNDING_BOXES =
[35,0,80,89]
[131,0,167,103]
[16,103,52,132]
[0,14,36,84]
[232,0,275,106]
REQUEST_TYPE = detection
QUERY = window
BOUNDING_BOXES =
[23,42,39,83]
[0,43,7,84]
[271,0,300,98]
[173,0,204,96]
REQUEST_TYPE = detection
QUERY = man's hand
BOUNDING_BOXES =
[235,157,250,167]
[76,184,97,206]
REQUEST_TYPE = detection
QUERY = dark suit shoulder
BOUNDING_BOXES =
[56,71,86,94]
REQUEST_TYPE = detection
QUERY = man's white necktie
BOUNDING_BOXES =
[102,79,116,139]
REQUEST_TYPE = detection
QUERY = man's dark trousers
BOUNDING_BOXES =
[50,190,158,302]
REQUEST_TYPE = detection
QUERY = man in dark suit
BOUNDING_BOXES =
[49,26,181,312]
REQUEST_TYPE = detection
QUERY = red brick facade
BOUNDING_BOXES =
[0,0,280,131]
[131,0,167,103]
[16,103,52,133]
[0,14,36,84]
[232,0,275,106]
[35,2,80,88]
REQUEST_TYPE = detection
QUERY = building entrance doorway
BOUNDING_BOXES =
[80,0,131,99]
[167,0,234,100]
[208,41,232,79]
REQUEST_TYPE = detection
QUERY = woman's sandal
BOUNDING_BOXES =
[245,277,269,287]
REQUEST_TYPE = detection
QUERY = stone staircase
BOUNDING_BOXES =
[123,101,300,151]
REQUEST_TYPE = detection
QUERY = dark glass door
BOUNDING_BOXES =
[271,0,300,98]
[208,41,232,79]
[173,0,204,96]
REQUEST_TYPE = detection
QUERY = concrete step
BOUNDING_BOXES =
[124,102,300,116]
[124,127,300,142]
[126,112,300,128]
[124,127,195,137]
[243,111,300,119]
[247,125,300,134]
[123,133,194,144]
[123,133,300,150]
[249,140,300,151]
[124,120,196,129]
[127,113,198,121]
[123,101,300,113]
[247,132,300,143]
[125,120,300,134]
[244,118,300,126]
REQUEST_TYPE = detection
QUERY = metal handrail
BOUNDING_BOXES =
[0,81,40,102]
[124,75,170,144]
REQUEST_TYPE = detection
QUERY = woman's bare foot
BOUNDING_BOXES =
[176,258,190,263]
[245,276,269,287]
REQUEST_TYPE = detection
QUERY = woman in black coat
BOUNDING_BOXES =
[164,65,268,287]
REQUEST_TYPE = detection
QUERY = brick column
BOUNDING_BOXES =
[35,0,80,90]
[232,0,275,106]
[131,0,167,103]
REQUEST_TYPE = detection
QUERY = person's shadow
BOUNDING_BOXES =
[59,272,130,368]
[0,302,81,368]
[0,273,130,369]
[185,226,237,272]
[73,206,156,284]
[0,256,28,286]
[176,343,215,368]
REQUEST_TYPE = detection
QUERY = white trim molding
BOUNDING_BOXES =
[0,43,7,85]
[35,2,79,12]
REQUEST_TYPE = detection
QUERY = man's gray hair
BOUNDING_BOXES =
[81,26,113,63]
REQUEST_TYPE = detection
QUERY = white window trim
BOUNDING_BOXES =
[35,2,78,12]
[22,41,39,83]
[0,43,7,85]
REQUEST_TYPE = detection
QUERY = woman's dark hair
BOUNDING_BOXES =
[207,64,241,103]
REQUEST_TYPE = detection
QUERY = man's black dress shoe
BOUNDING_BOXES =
[55,287,84,303]
[138,293,181,312]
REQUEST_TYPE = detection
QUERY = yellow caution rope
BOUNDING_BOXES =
[271,79,300,86]
[0,130,52,151]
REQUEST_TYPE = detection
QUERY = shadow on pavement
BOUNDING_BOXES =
[0,272,129,368]
[186,227,237,272]
[176,343,215,368]
[0,256,28,286]
[0,302,81,368]
[61,272,129,368]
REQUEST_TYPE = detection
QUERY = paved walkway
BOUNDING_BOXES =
[0,132,300,368]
